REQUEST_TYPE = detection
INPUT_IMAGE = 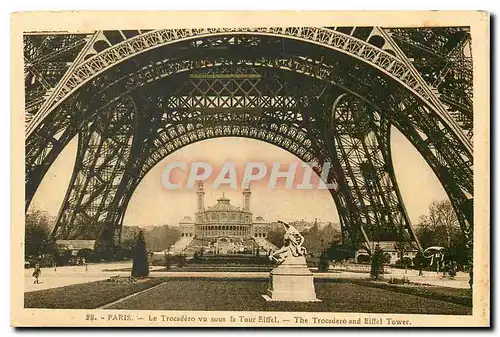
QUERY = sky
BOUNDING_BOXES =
[29,126,449,228]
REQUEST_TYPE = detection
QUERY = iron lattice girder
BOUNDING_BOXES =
[50,70,417,252]
[53,75,335,242]
[52,96,137,240]
[24,32,472,149]
[25,40,473,172]
[25,27,472,155]
[24,33,474,247]
[132,71,332,177]
[27,47,472,239]
[387,28,473,139]
[327,94,420,247]
[23,34,92,120]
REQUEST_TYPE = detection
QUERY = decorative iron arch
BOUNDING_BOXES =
[26,27,471,155]
[26,37,472,209]
[25,30,473,253]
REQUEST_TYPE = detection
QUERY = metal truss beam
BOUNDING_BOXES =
[24,32,474,253]
[26,42,473,209]
[25,28,472,156]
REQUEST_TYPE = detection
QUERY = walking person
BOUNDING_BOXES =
[449,261,457,279]
[32,263,41,284]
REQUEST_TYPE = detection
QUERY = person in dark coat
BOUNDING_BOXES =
[32,263,41,284]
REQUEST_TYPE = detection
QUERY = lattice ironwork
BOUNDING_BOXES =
[23,33,92,122]
[52,96,137,240]
[327,94,420,249]
[25,35,473,208]
[25,27,472,153]
[388,28,473,140]
[24,28,474,256]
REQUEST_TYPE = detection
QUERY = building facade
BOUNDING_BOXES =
[178,182,269,239]
[355,241,419,265]
[179,216,195,238]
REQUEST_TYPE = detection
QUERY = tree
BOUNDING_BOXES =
[164,254,174,270]
[303,222,342,257]
[415,200,469,269]
[175,254,186,268]
[266,226,285,248]
[370,245,385,280]
[303,221,322,256]
[396,257,413,269]
[131,230,149,277]
[327,243,354,262]
[416,200,463,249]
[318,252,330,272]
[77,248,95,262]
[357,254,370,264]
[144,225,181,252]
[383,252,392,264]
[116,237,135,260]
[25,209,53,258]
[322,223,342,243]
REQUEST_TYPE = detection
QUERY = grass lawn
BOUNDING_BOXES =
[24,278,165,309]
[349,279,472,307]
[106,279,472,315]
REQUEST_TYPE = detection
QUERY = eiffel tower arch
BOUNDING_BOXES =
[24,27,473,254]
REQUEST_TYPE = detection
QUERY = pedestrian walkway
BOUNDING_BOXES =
[24,262,470,292]
[24,261,163,292]
[383,268,470,289]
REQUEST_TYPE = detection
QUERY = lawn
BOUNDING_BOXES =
[106,279,472,315]
[24,278,165,309]
[349,279,472,307]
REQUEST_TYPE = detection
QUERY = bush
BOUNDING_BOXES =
[396,257,413,267]
[55,250,73,266]
[105,276,138,284]
[327,244,355,262]
[370,245,385,280]
[388,277,410,285]
[77,248,97,262]
[165,255,174,270]
[176,254,186,268]
[318,253,330,272]
[131,231,149,277]
[357,254,370,264]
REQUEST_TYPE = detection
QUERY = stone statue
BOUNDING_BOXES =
[269,220,307,264]
[263,220,320,302]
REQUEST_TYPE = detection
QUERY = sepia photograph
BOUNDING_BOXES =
[10,10,490,327]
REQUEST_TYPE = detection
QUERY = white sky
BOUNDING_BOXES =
[29,126,449,227]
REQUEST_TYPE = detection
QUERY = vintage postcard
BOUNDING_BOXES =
[11,11,490,327]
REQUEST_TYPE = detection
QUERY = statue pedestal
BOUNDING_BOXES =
[262,256,321,302]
